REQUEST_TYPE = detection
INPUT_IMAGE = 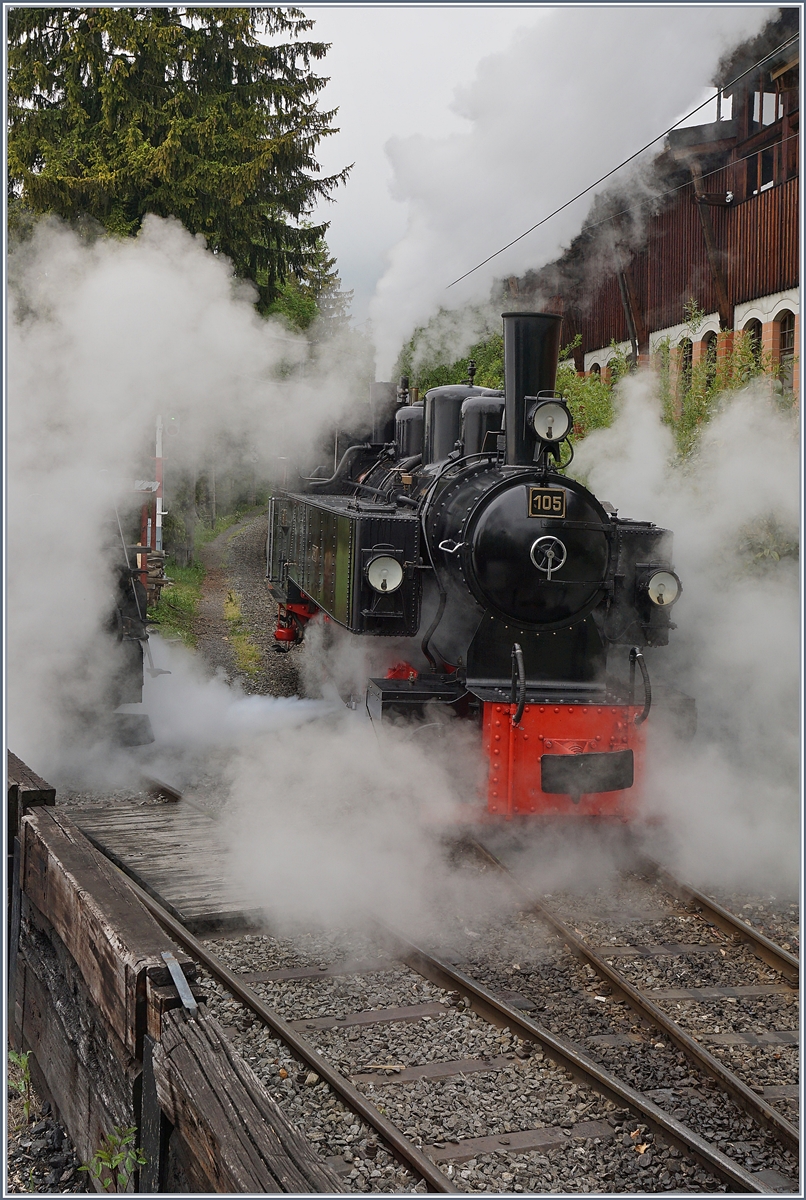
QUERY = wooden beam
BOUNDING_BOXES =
[689,161,732,329]
[153,1008,344,1193]
[20,808,194,1057]
[619,265,648,353]
[7,751,56,846]
[140,1035,171,1193]
[17,897,141,1170]
[607,217,648,357]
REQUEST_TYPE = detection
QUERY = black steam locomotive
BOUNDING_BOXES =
[267,313,690,819]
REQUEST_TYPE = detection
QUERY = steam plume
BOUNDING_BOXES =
[369,5,771,374]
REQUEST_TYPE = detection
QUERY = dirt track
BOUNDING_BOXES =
[193,510,303,697]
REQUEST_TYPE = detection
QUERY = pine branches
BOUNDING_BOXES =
[7,7,350,305]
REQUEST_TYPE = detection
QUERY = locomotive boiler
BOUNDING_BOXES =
[267,312,691,820]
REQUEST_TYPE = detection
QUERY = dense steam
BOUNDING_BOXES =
[571,376,800,892]
[6,215,372,778]
[7,2,798,941]
[369,5,770,374]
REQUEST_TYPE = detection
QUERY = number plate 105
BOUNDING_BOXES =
[528,487,566,518]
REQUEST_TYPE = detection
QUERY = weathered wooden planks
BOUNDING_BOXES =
[20,807,195,1056]
[15,803,342,1194]
[17,896,142,1177]
[7,749,56,848]
[153,1008,343,1193]
[74,801,261,931]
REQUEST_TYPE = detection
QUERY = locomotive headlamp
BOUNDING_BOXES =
[530,400,572,442]
[647,570,681,607]
[366,555,404,593]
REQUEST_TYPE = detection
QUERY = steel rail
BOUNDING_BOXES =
[468,839,798,1158]
[646,861,799,986]
[375,921,771,1194]
[114,866,457,1194]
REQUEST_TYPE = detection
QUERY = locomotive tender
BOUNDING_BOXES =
[267,313,687,820]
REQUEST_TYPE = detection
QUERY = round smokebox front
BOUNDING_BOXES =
[468,480,610,627]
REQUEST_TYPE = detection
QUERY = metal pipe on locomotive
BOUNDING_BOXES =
[267,313,690,820]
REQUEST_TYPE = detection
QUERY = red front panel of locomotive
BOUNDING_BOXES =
[481,702,646,819]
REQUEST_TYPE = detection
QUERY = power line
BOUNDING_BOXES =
[446,33,798,289]
[574,132,799,243]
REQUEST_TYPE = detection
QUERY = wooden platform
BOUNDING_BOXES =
[72,802,262,933]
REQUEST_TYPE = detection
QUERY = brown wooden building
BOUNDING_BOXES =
[514,10,799,392]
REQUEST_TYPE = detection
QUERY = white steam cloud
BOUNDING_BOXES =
[369,5,770,374]
[572,375,800,893]
[6,215,372,778]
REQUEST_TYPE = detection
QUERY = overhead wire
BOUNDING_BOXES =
[446,33,798,289]
[571,131,799,243]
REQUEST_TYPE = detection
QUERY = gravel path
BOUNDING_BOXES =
[5,1104,86,1194]
[195,510,303,696]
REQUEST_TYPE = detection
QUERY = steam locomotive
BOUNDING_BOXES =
[267,313,691,820]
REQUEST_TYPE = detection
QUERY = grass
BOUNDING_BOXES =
[223,589,263,676]
[196,508,249,548]
[147,560,204,647]
[147,508,267,671]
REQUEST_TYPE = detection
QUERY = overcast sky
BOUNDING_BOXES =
[301,4,771,369]
[303,4,542,324]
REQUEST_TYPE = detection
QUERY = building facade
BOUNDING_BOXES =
[515,10,799,396]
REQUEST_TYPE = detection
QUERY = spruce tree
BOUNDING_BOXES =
[8,7,350,306]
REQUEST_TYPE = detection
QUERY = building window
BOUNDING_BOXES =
[702,331,718,385]
[750,146,776,195]
[742,318,763,367]
[753,89,778,127]
[777,310,796,392]
[590,363,601,376]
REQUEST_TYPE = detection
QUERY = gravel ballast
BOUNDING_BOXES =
[198,928,735,1193]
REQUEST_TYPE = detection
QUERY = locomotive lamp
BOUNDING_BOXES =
[647,569,681,607]
[366,555,404,593]
[529,398,572,443]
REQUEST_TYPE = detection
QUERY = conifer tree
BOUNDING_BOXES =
[8,7,350,306]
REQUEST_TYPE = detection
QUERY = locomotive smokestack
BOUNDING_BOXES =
[369,381,398,443]
[502,312,562,465]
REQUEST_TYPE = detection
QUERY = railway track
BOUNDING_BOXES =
[104,816,797,1195]
[449,839,800,1188]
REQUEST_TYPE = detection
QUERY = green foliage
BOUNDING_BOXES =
[682,297,706,336]
[559,332,582,361]
[264,232,351,332]
[7,7,349,307]
[660,326,792,458]
[396,326,504,393]
[266,275,319,331]
[196,508,248,545]
[736,515,799,574]
[605,341,632,387]
[557,363,615,438]
[148,509,251,642]
[79,1125,146,1193]
[391,301,797,465]
[223,588,263,674]
[147,559,204,647]
[8,1050,33,1124]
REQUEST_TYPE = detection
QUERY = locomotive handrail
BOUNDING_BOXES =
[629,646,652,724]
[304,442,372,488]
[510,643,526,726]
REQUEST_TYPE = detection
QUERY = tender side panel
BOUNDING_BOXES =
[268,493,420,635]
